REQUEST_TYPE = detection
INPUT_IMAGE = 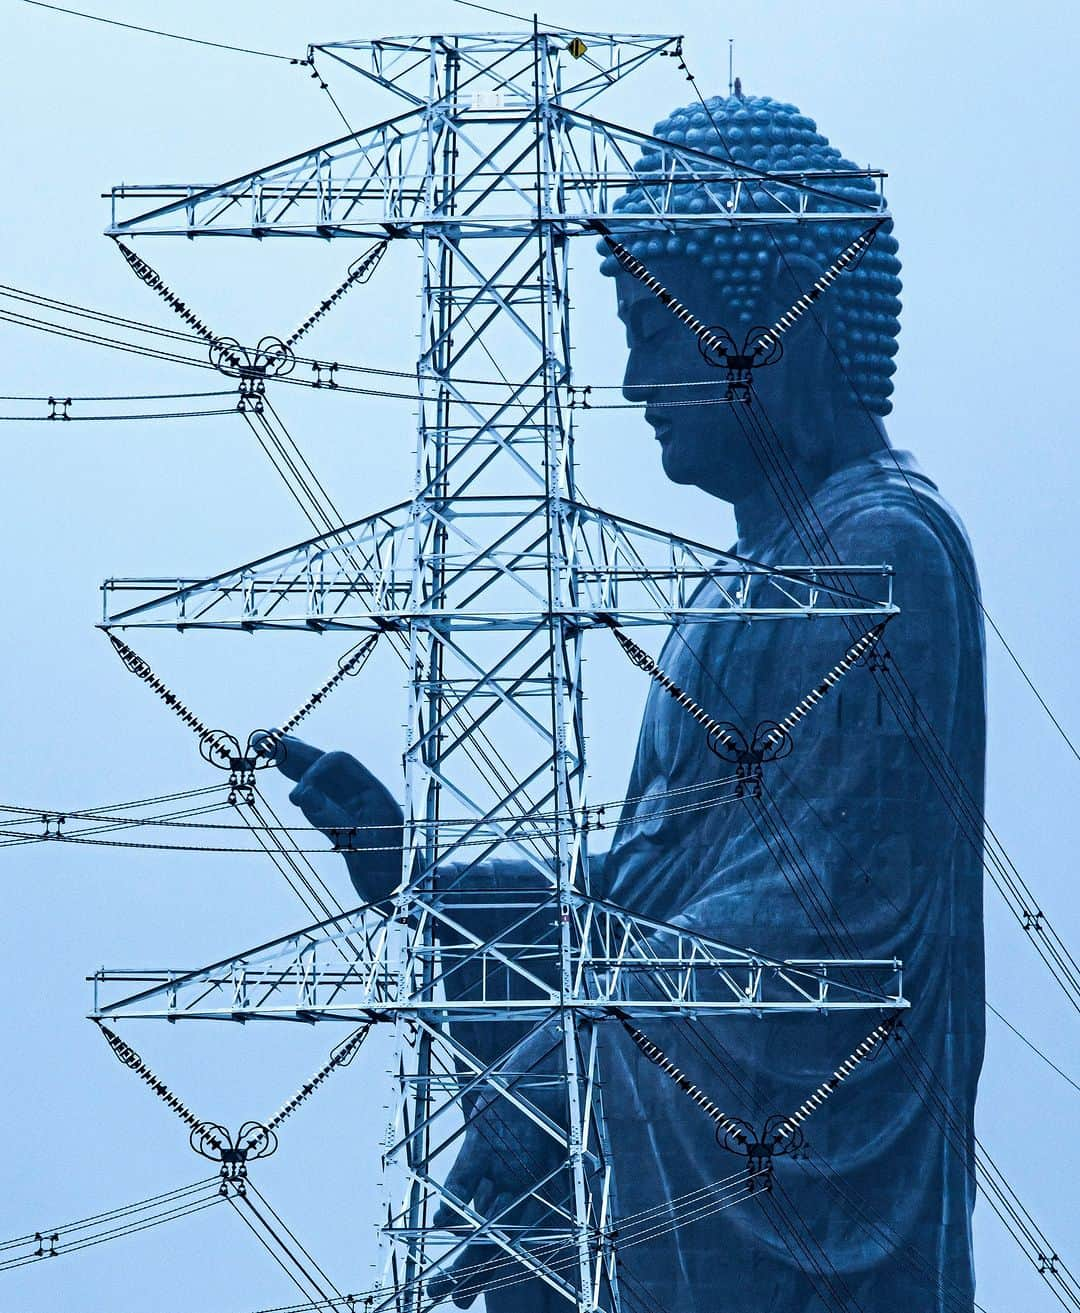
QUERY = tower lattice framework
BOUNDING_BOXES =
[92,30,904,1313]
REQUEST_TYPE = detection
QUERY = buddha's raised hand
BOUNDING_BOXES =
[257,733,404,904]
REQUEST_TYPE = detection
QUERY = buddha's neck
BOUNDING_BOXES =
[732,420,887,546]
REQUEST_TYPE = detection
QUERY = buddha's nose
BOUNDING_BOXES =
[621,348,653,405]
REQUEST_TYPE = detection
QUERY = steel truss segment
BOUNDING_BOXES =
[314,32,681,112]
[88,893,907,1023]
[394,1017,571,1159]
[377,1019,601,1312]
[101,500,895,630]
[105,44,887,239]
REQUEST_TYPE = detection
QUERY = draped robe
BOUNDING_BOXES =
[589,448,985,1311]
[442,448,985,1312]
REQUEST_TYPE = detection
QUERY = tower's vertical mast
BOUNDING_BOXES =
[387,28,608,1312]
[532,27,598,1312]
[397,35,460,1313]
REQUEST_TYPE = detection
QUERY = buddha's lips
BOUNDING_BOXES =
[644,411,672,442]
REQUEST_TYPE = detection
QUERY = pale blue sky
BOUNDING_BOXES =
[0,1,1077,1309]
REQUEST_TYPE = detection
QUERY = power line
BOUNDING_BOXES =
[449,0,534,22]
[238,1169,762,1313]
[585,405,1079,1296]
[245,1184,346,1305]
[738,393,1080,1009]
[620,968,991,1313]
[654,846,1068,1310]
[0,407,239,422]
[752,788,1080,1308]
[609,202,1080,1008]
[0,303,417,402]
[0,773,742,834]
[0,283,744,408]
[18,0,294,61]
[800,1151,992,1313]
[0,801,236,849]
[0,1179,224,1272]
[0,1176,216,1254]
[987,1002,1080,1097]
[19,35,1070,1307]
[764,1177,863,1312]
[0,388,235,402]
[298,50,359,140]
[227,1191,346,1311]
[600,409,1079,1301]
[0,787,745,853]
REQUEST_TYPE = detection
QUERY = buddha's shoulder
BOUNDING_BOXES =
[824,465,974,569]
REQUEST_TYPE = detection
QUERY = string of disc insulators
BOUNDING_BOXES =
[107,631,379,763]
[283,242,388,351]
[755,622,886,751]
[624,1015,898,1148]
[609,620,888,759]
[620,1020,749,1145]
[256,635,380,758]
[607,624,740,754]
[770,1018,896,1141]
[600,237,730,358]
[98,1024,203,1131]
[97,1021,369,1142]
[753,225,881,353]
[602,224,879,365]
[116,236,389,364]
[114,241,219,345]
[263,1025,369,1135]
[107,634,231,765]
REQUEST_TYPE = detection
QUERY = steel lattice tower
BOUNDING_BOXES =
[92,30,904,1313]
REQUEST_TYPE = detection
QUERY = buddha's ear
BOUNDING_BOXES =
[767,249,843,435]
[768,250,834,338]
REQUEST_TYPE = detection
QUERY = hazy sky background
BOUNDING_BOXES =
[1,1,1077,1309]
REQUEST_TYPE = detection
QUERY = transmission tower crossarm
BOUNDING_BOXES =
[106,107,427,240]
[565,106,888,218]
[88,892,906,1023]
[100,499,895,631]
[104,38,888,242]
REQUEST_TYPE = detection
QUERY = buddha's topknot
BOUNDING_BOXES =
[598,93,902,416]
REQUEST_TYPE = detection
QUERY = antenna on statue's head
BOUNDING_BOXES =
[728,38,734,96]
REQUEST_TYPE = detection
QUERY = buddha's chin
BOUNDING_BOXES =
[657,434,699,486]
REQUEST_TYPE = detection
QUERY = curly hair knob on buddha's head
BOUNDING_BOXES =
[598,92,902,416]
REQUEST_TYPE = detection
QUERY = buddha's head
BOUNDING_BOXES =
[599,92,902,504]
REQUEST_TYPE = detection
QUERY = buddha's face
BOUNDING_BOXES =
[615,255,836,503]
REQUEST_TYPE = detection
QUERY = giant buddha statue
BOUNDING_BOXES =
[270,89,986,1312]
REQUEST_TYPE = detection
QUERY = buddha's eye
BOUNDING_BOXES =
[634,318,669,347]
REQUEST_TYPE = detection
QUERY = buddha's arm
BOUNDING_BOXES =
[267,736,405,905]
[268,734,612,905]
